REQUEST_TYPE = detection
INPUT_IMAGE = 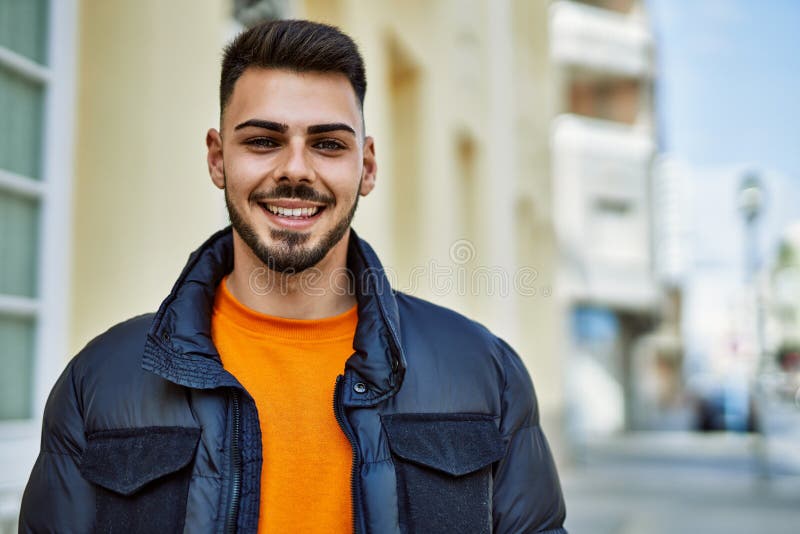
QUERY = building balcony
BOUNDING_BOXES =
[549,0,653,78]
[551,114,658,311]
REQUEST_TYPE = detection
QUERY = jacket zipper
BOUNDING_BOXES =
[225,389,242,534]
[334,375,362,534]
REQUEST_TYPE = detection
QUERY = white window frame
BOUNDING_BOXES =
[0,0,77,526]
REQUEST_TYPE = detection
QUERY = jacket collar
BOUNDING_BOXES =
[142,225,406,407]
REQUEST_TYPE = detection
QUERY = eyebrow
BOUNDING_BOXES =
[233,119,356,137]
[307,123,356,136]
[234,119,288,133]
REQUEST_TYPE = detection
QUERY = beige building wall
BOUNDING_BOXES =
[512,0,567,423]
[550,0,659,436]
[299,0,492,309]
[70,0,229,355]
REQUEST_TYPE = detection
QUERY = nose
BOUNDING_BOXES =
[274,137,314,183]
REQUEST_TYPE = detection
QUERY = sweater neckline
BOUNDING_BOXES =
[213,274,358,342]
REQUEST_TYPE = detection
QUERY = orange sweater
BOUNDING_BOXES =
[211,275,356,533]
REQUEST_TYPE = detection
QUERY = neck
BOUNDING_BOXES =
[225,229,356,320]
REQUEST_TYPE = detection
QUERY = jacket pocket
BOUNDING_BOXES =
[381,413,506,534]
[79,426,201,534]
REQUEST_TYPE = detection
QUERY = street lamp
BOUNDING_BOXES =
[738,173,765,282]
[739,175,765,219]
[729,173,767,433]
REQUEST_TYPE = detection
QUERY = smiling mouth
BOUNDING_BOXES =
[259,202,326,219]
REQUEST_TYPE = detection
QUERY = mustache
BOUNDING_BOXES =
[252,183,335,205]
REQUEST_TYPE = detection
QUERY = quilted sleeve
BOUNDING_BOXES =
[19,358,94,533]
[492,337,568,533]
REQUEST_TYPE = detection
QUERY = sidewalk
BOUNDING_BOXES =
[560,432,800,534]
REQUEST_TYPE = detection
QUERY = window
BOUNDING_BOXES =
[0,0,76,527]
[0,0,48,422]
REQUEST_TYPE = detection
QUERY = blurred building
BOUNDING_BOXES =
[654,158,800,432]
[761,223,800,475]
[0,0,669,526]
[547,0,666,440]
[769,223,800,358]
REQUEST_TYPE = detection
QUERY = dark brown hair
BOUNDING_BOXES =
[220,19,367,120]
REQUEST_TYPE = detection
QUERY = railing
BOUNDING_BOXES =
[550,0,652,77]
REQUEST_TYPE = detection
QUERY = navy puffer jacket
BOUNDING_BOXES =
[19,226,567,533]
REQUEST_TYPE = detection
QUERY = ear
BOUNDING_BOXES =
[359,136,377,196]
[206,128,225,189]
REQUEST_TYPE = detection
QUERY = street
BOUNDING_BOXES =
[561,432,800,534]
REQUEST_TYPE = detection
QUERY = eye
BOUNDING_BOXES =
[245,137,278,149]
[314,139,346,151]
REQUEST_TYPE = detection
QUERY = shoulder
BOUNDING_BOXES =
[70,312,155,380]
[79,312,155,351]
[38,313,155,456]
[67,313,173,430]
[394,291,525,365]
[394,291,538,429]
[394,291,497,349]
[393,292,532,388]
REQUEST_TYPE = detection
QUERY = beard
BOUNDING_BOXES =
[224,173,360,274]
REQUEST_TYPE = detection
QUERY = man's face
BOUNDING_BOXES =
[206,68,376,273]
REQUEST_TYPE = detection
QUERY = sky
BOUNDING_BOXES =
[645,1,800,373]
[646,0,800,179]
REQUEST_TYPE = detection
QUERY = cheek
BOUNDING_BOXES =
[229,157,268,180]
[224,158,271,193]
[317,156,363,198]
[222,177,257,214]
[329,179,362,206]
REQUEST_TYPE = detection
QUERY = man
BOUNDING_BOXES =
[20,19,566,534]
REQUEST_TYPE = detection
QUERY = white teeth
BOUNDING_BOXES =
[265,204,319,217]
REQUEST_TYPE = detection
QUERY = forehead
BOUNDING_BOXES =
[224,68,362,133]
